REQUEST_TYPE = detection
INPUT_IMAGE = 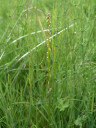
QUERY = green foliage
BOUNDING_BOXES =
[57,98,69,112]
[74,115,87,128]
[0,0,96,128]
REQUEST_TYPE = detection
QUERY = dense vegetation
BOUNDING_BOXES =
[0,0,96,128]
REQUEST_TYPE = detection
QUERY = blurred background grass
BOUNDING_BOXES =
[0,0,96,128]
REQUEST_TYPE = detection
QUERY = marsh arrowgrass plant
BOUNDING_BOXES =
[0,0,96,128]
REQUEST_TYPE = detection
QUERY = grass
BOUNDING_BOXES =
[0,0,96,128]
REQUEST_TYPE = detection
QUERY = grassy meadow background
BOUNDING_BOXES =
[0,0,96,128]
